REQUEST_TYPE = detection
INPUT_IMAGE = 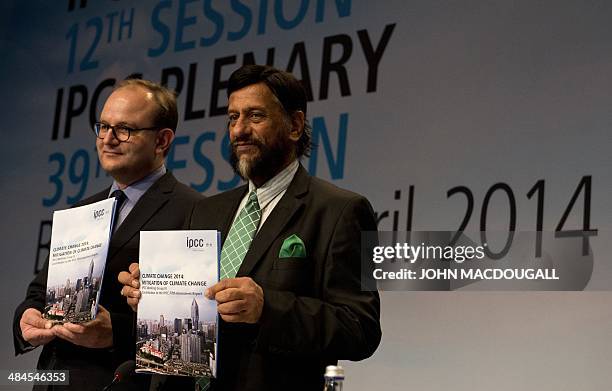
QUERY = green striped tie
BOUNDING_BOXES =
[220,190,261,279]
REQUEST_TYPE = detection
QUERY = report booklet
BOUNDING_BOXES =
[136,230,220,379]
[44,198,117,324]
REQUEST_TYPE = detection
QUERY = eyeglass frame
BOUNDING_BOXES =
[93,122,164,142]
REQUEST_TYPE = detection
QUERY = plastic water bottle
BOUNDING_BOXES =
[324,365,344,391]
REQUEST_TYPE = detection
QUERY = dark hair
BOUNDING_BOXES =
[116,78,178,133]
[227,65,312,157]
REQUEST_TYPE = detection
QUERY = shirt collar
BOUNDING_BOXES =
[109,165,167,202]
[248,160,299,209]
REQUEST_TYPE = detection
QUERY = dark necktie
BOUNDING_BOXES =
[109,189,127,232]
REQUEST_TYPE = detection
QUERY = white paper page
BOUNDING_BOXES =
[44,197,116,324]
[137,230,220,379]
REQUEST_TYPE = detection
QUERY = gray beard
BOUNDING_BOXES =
[229,137,292,183]
[237,157,253,179]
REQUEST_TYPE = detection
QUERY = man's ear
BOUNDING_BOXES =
[288,111,305,142]
[156,128,175,156]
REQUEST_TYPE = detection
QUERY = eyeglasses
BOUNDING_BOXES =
[93,122,162,142]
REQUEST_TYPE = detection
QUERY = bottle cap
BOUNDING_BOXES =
[324,365,345,379]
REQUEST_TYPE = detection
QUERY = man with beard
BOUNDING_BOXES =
[119,65,381,390]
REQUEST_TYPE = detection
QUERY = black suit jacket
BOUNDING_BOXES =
[190,165,381,391]
[13,172,203,391]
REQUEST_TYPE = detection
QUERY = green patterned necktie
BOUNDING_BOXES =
[220,190,262,279]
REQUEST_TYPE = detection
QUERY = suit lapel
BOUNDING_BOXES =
[78,189,109,205]
[108,172,177,259]
[237,165,310,277]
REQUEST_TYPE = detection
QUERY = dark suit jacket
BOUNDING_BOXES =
[189,165,381,391]
[13,172,203,391]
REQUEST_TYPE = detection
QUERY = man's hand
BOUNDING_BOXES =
[205,277,264,323]
[118,262,140,312]
[53,305,113,349]
[20,308,56,347]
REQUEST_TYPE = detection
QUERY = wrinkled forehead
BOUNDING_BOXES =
[227,82,285,113]
[101,86,158,122]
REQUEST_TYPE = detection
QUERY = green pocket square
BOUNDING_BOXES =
[279,234,307,258]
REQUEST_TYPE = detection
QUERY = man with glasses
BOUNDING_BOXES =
[13,78,202,390]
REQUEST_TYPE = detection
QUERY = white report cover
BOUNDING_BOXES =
[44,197,117,324]
[136,230,220,379]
